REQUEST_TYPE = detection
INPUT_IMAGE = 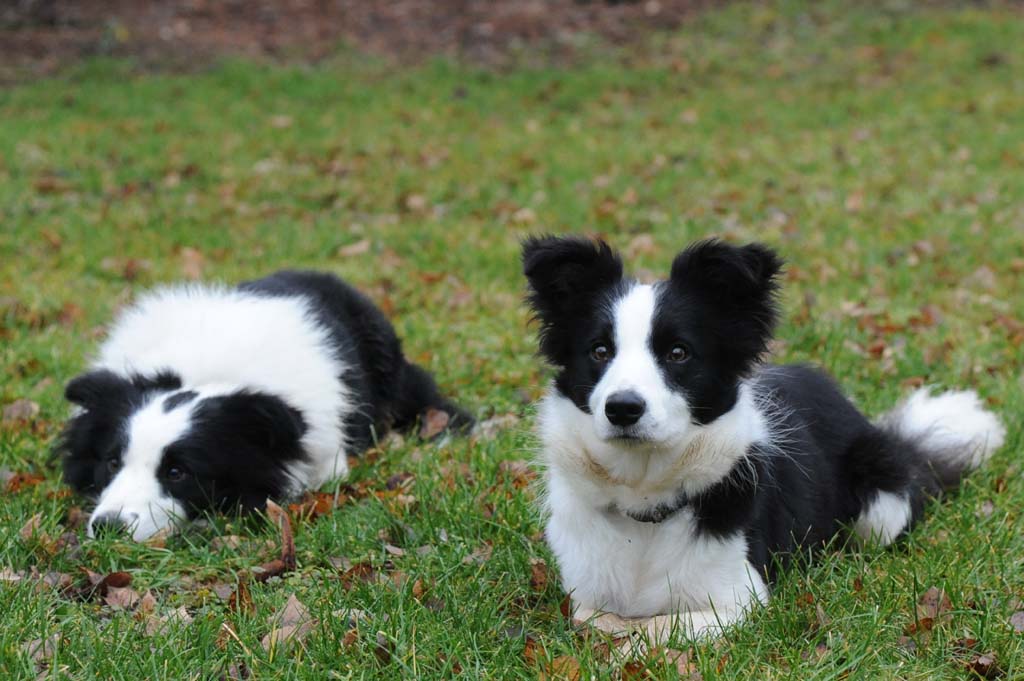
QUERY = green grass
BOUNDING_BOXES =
[2,1,1023,678]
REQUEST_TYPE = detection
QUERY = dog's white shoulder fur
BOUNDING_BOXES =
[538,381,771,640]
[94,285,353,488]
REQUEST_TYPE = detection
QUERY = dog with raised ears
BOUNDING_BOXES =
[58,269,472,542]
[522,235,1006,642]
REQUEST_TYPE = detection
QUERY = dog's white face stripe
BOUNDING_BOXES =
[588,283,692,444]
[88,396,190,541]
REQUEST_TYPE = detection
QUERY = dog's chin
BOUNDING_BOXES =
[599,427,655,448]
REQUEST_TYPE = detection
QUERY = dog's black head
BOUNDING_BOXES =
[59,369,308,540]
[523,236,782,444]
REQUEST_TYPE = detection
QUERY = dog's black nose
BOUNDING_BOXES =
[90,512,129,537]
[605,391,646,427]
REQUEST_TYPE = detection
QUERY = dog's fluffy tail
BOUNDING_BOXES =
[852,388,1004,546]
[880,388,1006,491]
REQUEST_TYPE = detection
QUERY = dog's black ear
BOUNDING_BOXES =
[670,239,782,308]
[197,391,307,453]
[65,370,133,410]
[670,239,783,366]
[130,370,182,394]
[522,235,623,320]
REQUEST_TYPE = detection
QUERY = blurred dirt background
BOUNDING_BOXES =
[1,0,719,81]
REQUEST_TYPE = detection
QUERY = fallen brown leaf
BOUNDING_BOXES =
[0,567,24,582]
[462,542,493,565]
[19,513,44,541]
[1010,611,1024,633]
[499,459,537,489]
[144,606,193,636]
[540,655,581,681]
[270,594,310,628]
[211,535,244,551]
[475,413,521,439]
[626,233,657,258]
[420,408,450,439]
[229,579,254,614]
[906,587,953,636]
[965,652,1001,678]
[5,471,46,493]
[21,633,59,665]
[3,398,40,425]
[337,238,372,257]
[262,594,317,652]
[260,499,296,578]
[289,491,346,519]
[341,561,380,590]
[137,590,158,615]
[104,585,141,609]
[373,631,394,664]
[529,557,552,593]
[179,246,205,280]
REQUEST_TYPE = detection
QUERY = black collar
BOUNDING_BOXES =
[612,489,690,524]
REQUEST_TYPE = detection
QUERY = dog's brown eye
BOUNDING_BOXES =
[165,466,188,483]
[590,343,612,362]
[106,458,121,474]
[667,344,689,363]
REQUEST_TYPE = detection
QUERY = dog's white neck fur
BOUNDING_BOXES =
[540,384,771,623]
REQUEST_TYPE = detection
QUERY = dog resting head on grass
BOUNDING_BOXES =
[523,235,1006,643]
[57,270,472,541]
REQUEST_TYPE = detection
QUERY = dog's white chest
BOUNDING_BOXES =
[545,474,761,619]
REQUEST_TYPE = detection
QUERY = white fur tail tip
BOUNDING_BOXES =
[883,388,1006,470]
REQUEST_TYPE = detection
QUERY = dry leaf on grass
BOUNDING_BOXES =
[255,500,296,582]
[965,652,1001,678]
[179,246,205,280]
[539,655,581,681]
[229,579,254,614]
[340,561,381,590]
[906,587,953,636]
[211,535,244,551]
[144,606,193,637]
[474,413,521,439]
[499,460,536,489]
[529,557,553,593]
[3,398,40,425]
[1010,611,1024,633]
[462,542,493,565]
[420,408,450,439]
[5,470,46,493]
[19,513,44,541]
[104,585,141,609]
[21,633,60,664]
[137,590,158,615]
[262,594,318,652]
[337,238,371,257]
[1,567,24,582]
[626,233,657,258]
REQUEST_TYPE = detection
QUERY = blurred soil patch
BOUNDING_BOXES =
[1,0,718,81]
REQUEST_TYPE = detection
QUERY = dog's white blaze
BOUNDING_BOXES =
[854,490,912,546]
[89,397,190,541]
[589,284,691,444]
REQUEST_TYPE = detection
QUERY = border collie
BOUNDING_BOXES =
[58,270,471,541]
[522,236,1006,642]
